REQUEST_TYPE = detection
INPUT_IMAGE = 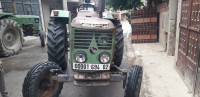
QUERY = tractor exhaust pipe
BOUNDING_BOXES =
[94,0,105,18]
[85,0,91,3]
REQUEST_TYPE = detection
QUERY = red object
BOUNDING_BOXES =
[132,35,138,40]
[151,35,157,39]
[131,19,138,24]
[151,17,157,22]
[131,9,158,43]
[0,59,4,68]
[138,35,151,40]
[137,19,143,23]
[143,18,151,23]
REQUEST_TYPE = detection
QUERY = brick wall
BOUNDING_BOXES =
[131,8,158,43]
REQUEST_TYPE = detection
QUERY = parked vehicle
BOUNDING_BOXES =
[22,2,143,97]
[0,7,45,57]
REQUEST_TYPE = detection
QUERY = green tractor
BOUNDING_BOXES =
[0,11,45,57]
[22,2,143,97]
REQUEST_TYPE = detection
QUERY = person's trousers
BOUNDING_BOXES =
[0,68,9,97]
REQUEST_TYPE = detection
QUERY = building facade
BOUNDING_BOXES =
[0,0,82,31]
[152,0,200,96]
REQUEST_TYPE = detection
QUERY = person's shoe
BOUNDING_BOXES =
[1,91,9,97]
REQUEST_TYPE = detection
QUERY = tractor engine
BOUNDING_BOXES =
[71,10,116,72]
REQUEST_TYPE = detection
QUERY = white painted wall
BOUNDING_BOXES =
[63,0,68,10]
[40,0,50,32]
[157,2,169,51]
[0,1,2,13]
[167,0,178,56]
[174,0,182,64]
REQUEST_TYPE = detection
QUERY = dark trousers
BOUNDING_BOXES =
[0,68,9,97]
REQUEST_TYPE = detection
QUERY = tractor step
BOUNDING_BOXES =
[74,81,110,86]
[74,72,110,80]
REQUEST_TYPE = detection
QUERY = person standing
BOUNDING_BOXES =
[0,60,9,97]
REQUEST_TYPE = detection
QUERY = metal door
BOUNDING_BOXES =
[1,0,13,13]
[1,0,40,16]
[176,0,200,93]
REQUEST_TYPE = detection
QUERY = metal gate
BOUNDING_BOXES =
[176,0,200,95]
[1,0,40,16]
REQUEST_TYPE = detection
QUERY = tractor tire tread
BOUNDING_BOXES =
[23,61,63,97]
[113,20,124,67]
[0,19,23,57]
[47,18,68,71]
[124,65,143,97]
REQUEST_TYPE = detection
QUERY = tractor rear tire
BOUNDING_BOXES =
[23,61,63,97]
[113,20,124,67]
[40,31,46,47]
[0,19,23,57]
[47,18,68,71]
[124,65,143,97]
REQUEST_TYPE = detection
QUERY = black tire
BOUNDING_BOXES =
[112,20,124,67]
[40,31,46,47]
[23,61,63,97]
[124,65,143,97]
[47,18,68,71]
[0,19,23,57]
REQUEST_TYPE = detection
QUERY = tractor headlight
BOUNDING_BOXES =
[35,18,39,23]
[99,52,110,64]
[75,52,87,63]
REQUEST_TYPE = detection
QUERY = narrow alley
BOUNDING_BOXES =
[133,43,192,97]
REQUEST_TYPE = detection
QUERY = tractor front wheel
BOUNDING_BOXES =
[124,65,143,97]
[0,19,23,57]
[23,61,63,97]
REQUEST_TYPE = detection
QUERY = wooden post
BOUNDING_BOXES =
[63,0,68,11]
[12,2,17,15]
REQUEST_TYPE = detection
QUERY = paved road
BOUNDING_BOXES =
[1,36,130,97]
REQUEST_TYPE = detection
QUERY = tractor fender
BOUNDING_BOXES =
[51,10,71,18]
[50,10,71,30]
[0,13,15,19]
[0,15,15,20]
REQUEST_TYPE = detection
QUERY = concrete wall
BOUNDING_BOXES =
[40,0,50,32]
[0,1,2,13]
[0,0,71,31]
[39,0,80,31]
[156,1,178,55]
[166,0,178,56]
[49,0,63,11]
[63,0,68,10]
[174,0,182,64]
[157,2,169,50]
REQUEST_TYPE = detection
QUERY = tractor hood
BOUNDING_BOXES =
[0,13,39,19]
[15,15,39,19]
[71,17,115,29]
[0,13,15,17]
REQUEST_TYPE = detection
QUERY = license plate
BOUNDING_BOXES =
[73,63,110,70]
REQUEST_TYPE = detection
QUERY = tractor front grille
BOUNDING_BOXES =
[74,29,114,50]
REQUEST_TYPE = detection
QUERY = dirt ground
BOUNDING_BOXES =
[0,21,192,97]
[1,35,131,97]
[132,43,192,97]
